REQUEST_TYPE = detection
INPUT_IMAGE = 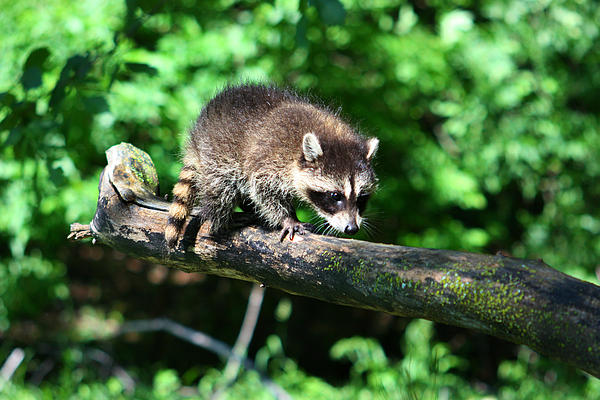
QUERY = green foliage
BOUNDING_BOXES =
[1,0,599,397]
[0,255,68,330]
[2,320,598,399]
[329,321,474,399]
[152,369,181,398]
[496,345,600,399]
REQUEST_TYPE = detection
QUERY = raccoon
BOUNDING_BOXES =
[165,84,379,249]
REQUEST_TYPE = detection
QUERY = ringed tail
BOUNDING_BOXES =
[165,167,196,249]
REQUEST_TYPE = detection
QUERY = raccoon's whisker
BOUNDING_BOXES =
[323,224,334,237]
[360,220,375,239]
[315,219,327,228]
[309,214,322,223]
[361,210,383,224]
[313,219,328,234]
[361,218,381,236]
[308,215,323,226]
[327,225,340,237]
[364,208,383,216]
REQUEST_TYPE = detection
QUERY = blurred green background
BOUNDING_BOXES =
[1,0,600,398]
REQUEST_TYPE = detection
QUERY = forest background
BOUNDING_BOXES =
[1,0,600,398]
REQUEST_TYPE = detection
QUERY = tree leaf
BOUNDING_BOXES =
[21,66,43,90]
[124,62,158,76]
[83,96,110,114]
[49,54,94,109]
[20,48,51,91]
[3,127,22,147]
[24,47,51,70]
[310,0,346,25]
[0,92,16,108]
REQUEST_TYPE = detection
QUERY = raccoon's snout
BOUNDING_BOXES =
[344,221,359,235]
[325,213,360,236]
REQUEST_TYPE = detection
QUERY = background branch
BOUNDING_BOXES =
[70,144,600,378]
[117,318,290,400]
[211,284,266,399]
[0,348,25,382]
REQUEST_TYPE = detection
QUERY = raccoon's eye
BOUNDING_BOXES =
[357,192,371,214]
[329,192,343,202]
[307,190,342,214]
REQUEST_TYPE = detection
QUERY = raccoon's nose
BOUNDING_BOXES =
[344,222,359,235]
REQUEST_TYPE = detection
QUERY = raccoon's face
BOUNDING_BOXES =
[295,132,379,235]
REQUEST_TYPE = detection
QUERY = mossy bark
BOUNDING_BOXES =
[70,143,600,378]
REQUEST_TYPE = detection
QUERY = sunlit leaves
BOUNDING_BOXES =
[328,320,471,399]
[331,337,388,374]
[439,10,473,44]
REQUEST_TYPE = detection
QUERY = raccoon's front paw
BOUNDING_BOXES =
[280,218,314,242]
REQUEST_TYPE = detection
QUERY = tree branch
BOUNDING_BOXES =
[211,284,266,399]
[70,143,600,378]
[117,318,290,400]
[0,348,25,381]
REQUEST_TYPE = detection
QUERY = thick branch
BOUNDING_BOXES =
[71,144,600,378]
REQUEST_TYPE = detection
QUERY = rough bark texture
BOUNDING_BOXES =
[70,143,600,378]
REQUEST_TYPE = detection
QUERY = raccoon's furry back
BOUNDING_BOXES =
[165,85,297,248]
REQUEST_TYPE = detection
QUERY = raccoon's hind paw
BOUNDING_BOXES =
[279,218,314,242]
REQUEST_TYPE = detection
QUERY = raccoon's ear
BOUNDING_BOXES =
[303,133,323,162]
[366,137,379,161]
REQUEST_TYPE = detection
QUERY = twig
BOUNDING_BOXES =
[67,223,94,240]
[29,359,54,385]
[211,284,266,399]
[0,348,25,381]
[116,318,291,400]
[226,284,266,377]
[86,348,136,394]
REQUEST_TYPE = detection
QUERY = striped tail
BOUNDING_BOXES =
[165,167,196,249]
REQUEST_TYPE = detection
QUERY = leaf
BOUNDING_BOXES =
[309,0,346,25]
[49,54,93,109]
[21,66,43,90]
[0,92,17,108]
[153,369,181,397]
[48,163,66,186]
[124,62,158,76]
[330,337,388,373]
[20,48,51,90]
[3,128,22,147]
[439,10,474,44]
[1,101,36,133]
[0,112,20,132]
[24,47,51,70]
[82,96,110,114]
[68,54,93,80]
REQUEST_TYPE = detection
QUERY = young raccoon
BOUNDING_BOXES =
[165,84,379,249]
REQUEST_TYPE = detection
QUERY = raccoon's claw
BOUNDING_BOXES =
[280,219,314,242]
